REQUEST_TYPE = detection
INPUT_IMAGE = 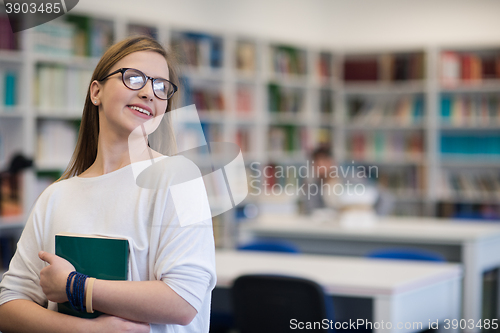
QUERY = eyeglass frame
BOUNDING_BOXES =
[97,67,178,101]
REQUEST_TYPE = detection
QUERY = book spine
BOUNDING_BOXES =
[236,86,253,113]
[272,46,306,76]
[236,42,256,73]
[441,95,500,126]
[4,71,17,106]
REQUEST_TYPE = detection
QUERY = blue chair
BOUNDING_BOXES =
[367,248,446,262]
[237,240,300,253]
[232,274,335,333]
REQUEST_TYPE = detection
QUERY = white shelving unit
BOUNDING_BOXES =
[434,45,500,218]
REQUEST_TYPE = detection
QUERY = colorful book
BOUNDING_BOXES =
[344,58,378,81]
[55,232,130,318]
[4,71,16,106]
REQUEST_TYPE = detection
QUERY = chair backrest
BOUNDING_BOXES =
[237,240,300,253]
[367,248,445,262]
[232,274,333,333]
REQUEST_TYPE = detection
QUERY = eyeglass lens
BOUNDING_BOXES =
[123,69,174,100]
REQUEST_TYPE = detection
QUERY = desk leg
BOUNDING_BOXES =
[463,242,482,333]
[437,278,461,333]
[496,268,500,321]
[373,295,395,333]
[374,278,461,333]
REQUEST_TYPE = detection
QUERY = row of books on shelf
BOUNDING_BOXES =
[190,88,225,112]
[0,16,18,50]
[343,52,425,82]
[200,123,223,143]
[317,52,334,81]
[36,120,77,169]
[268,83,304,113]
[438,202,500,220]
[347,132,424,161]
[440,134,500,156]
[171,32,223,69]
[268,125,308,154]
[0,69,17,108]
[181,77,227,113]
[181,125,328,156]
[254,163,304,189]
[319,90,333,114]
[440,171,500,201]
[35,65,92,115]
[236,86,254,113]
[270,45,307,76]
[377,166,425,195]
[313,128,332,147]
[263,127,330,158]
[33,15,113,58]
[347,96,424,126]
[440,95,500,126]
[235,127,251,153]
[441,51,500,86]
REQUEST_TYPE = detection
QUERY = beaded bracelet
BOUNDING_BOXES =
[65,271,89,312]
[65,271,78,311]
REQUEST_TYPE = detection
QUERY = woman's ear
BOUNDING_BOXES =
[89,80,101,106]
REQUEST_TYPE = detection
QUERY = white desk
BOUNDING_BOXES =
[216,250,462,333]
[240,215,500,332]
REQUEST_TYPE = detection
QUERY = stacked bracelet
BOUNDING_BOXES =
[86,277,96,313]
[65,271,90,312]
[65,271,78,310]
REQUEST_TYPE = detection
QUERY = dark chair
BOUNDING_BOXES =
[232,274,334,333]
[211,242,300,333]
[237,240,300,253]
[367,248,445,262]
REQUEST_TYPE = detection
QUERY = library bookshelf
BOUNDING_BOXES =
[0,10,499,267]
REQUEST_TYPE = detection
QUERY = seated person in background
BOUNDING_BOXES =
[301,146,338,215]
[301,146,394,218]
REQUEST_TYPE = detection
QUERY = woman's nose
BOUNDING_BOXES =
[139,79,155,100]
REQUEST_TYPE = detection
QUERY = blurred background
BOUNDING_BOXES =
[0,0,500,248]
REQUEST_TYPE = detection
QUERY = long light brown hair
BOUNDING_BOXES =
[59,36,179,180]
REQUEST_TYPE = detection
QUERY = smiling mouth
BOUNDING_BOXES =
[129,105,152,116]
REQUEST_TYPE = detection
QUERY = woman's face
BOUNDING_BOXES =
[93,50,170,139]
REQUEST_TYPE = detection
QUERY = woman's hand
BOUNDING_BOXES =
[38,251,75,303]
[91,314,150,333]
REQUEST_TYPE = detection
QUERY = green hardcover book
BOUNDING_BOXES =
[55,232,130,318]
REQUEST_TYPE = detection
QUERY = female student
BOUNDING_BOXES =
[0,36,216,333]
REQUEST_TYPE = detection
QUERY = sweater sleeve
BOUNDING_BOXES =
[0,203,48,307]
[152,158,217,313]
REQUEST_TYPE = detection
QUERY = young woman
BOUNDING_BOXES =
[0,36,216,333]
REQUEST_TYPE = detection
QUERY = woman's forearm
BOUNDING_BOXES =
[0,299,92,333]
[38,251,197,325]
[90,279,197,325]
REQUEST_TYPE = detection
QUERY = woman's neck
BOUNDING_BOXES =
[79,130,162,178]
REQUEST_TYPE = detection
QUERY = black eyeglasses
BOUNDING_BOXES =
[98,68,178,100]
